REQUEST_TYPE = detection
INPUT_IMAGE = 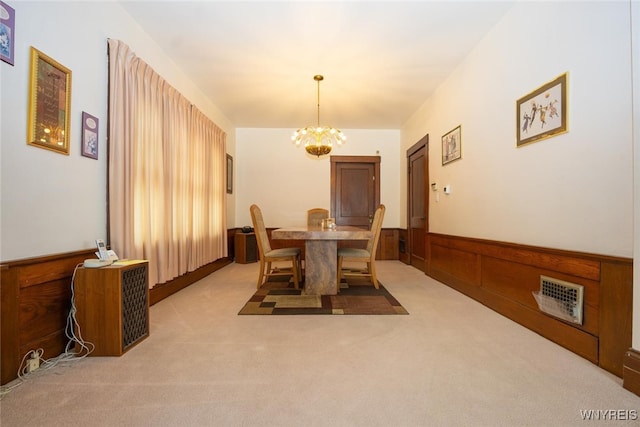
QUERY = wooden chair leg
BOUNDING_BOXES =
[292,256,300,289]
[337,256,343,291]
[369,262,379,289]
[266,261,272,278]
[257,260,266,289]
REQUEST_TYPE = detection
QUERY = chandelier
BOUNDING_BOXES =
[292,75,346,157]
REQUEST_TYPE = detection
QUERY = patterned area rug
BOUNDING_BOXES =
[238,276,408,315]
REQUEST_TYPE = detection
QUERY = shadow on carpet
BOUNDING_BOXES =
[238,275,408,315]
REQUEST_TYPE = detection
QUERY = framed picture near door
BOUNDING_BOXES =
[441,125,461,165]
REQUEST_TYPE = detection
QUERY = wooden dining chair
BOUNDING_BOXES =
[337,204,386,289]
[307,208,329,226]
[249,204,302,289]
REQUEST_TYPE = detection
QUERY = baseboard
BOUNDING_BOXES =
[623,349,640,397]
[149,258,232,305]
[426,232,632,377]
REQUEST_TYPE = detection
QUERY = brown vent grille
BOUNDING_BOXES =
[532,275,584,325]
[121,265,149,350]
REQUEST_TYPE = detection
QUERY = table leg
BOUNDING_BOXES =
[304,240,337,295]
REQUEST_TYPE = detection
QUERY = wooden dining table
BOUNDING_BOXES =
[271,225,372,295]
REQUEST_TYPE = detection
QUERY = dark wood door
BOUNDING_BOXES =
[330,156,380,228]
[407,136,428,272]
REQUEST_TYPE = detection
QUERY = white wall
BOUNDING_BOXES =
[235,128,400,228]
[402,1,633,258]
[0,1,234,262]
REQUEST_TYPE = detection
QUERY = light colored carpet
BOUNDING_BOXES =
[1,261,637,426]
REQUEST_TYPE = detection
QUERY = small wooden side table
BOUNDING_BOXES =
[235,232,258,263]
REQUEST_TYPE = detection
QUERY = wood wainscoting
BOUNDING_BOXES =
[149,258,231,305]
[426,233,632,378]
[1,236,235,386]
[398,228,409,265]
[623,349,640,396]
[1,249,95,385]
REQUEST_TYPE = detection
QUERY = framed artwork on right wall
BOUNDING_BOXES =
[442,125,461,165]
[516,73,568,147]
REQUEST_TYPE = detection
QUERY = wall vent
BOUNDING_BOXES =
[532,275,584,325]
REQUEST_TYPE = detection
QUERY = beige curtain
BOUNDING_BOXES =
[108,39,227,287]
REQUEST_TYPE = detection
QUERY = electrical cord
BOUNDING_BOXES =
[0,263,95,399]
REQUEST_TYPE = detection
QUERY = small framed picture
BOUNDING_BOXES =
[0,1,15,66]
[516,73,568,147]
[81,112,99,159]
[226,154,233,194]
[442,125,461,165]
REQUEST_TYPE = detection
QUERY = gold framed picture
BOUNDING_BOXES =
[27,47,72,155]
[516,73,567,147]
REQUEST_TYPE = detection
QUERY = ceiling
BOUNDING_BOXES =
[118,1,515,129]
